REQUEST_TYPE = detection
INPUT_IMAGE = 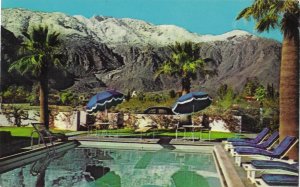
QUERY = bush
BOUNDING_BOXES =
[218,86,235,109]
[217,84,228,100]
[169,90,176,98]
[242,77,260,97]
[1,85,30,103]
[125,90,131,101]
[137,91,145,102]
[254,85,266,102]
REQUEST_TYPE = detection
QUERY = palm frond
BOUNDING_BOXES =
[9,24,65,79]
[8,55,37,75]
[22,31,31,40]
[154,62,172,79]
[48,31,60,47]
[282,0,299,13]
[255,13,279,32]
[52,58,63,69]
[237,0,284,32]
[236,7,253,20]
[32,25,48,48]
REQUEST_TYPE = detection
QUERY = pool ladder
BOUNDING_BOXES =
[30,123,56,156]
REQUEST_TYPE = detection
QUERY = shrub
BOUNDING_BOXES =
[218,86,235,109]
[217,84,228,100]
[169,90,176,98]
[1,85,30,103]
[125,90,131,101]
[242,77,260,97]
[137,91,145,102]
[254,85,266,102]
[59,91,79,106]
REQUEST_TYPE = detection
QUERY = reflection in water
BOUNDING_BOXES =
[31,151,68,187]
[0,147,222,187]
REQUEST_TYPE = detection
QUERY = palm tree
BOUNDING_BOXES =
[237,0,299,159]
[155,41,214,95]
[8,25,63,129]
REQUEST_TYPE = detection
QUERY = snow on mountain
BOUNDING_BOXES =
[2,8,253,47]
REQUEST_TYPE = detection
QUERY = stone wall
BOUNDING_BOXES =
[0,110,241,132]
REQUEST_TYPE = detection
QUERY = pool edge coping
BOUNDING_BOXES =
[213,144,245,187]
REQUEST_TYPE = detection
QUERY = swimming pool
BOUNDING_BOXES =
[0,144,222,187]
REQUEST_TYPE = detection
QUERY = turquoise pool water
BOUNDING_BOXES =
[0,146,222,187]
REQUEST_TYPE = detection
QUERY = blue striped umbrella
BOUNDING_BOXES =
[172,92,212,114]
[86,90,124,113]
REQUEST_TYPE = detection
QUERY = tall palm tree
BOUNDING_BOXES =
[155,41,214,95]
[237,0,299,159]
[8,25,63,129]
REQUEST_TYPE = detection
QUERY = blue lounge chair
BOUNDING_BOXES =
[251,160,298,173]
[225,131,279,153]
[242,160,298,184]
[232,136,298,166]
[223,128,269,144]
[255,174,299,187]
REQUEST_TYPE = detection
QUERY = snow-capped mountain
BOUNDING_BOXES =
[1,8,280,94]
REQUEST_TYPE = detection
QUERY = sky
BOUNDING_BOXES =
[2,0,282,41]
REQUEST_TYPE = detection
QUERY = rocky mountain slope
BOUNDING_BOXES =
[1,8,281,95]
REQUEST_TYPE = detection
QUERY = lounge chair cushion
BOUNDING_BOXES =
[231,141,258,147]
[235,136,297,159]
[235,147,277,157]
[261,174,299,186]
[227,138,250,143]
[227,128,269,143]
[232,131,279,149]
[251,160,299,173]
[271,136,297,156]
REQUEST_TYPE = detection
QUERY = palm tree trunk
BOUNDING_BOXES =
[181,77,191,95]
[279,32,299,160]
[39,73,49,129]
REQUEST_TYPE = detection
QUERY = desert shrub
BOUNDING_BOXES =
[137,91,145,102]
[28,82,39,105]
[125,90,131,101]
[59,91,81,107]
[242,77,260,97]
[169,90,176,98]
[254,85,266,102]
[217,86,235,109]
[217,84,228,100]
[153,94,161,103]
[27,93,37,105]
[60,91,74,105]
[1,85,30,103]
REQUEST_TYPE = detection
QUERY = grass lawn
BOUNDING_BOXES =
[96,128,242,140]
[0,126,71,138]
[1,126,243,140]
[160,131,242,140]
